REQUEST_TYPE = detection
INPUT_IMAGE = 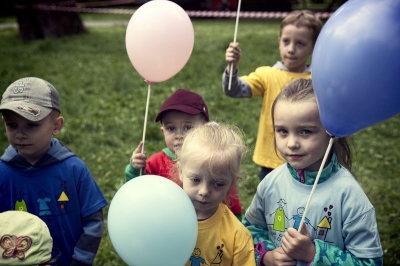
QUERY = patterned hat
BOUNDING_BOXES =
[0,211,52,265]
[0,77,61,121]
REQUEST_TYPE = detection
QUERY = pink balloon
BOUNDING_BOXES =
[125,0,194,83]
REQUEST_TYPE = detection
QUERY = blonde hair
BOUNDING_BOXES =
[271,78,353,171]
[280,10,323,44]
[171,122,248,206]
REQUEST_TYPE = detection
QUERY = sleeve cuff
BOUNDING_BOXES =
[306,240,316,266]
[255,242,270,266]
[224,67,238,76]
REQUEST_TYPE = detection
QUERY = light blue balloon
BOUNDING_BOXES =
[108,175,198,266]
[312,0,400,137]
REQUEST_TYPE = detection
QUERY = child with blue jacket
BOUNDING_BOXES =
[0,77,108,266]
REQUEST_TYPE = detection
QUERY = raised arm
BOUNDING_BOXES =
[125,141,147,182]
[225,42,241,74]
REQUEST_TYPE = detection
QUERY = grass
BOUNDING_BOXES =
[0,16,399,265]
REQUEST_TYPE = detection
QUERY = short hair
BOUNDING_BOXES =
[271,78,353,171]
[280,10,323,44]
[171,122,248,206]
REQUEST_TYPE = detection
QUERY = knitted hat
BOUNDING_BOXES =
[0,211,52,265]
[0,77,61,121]
[155,88,209,122]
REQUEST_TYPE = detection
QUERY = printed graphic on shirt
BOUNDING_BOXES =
[37,190,54,216]
[211,244,224,265]
[269,199,334,247]
[57,181,70,215]
[37,181,71,218]
[14,191,29,212]
[189,248,206,266]
[289,207,316,232]
[316,205,334,243]
[188,244,225,266]
[12,180,72,221]
[269,199,288,244]
[11,180,73,254]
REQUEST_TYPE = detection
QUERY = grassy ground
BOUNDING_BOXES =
[0,17,399,265]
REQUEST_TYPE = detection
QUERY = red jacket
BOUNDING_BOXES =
[125,148,243,216]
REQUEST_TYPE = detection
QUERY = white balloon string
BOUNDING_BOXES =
[297,137,334,233]
[139,82,152,176]
[228,0,242,91]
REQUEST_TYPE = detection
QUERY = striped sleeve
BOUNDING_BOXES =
[71,210,104,265]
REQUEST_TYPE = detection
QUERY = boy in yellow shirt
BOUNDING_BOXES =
[222,10,322,181]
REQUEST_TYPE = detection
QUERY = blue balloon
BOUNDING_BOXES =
[312,0,400,137]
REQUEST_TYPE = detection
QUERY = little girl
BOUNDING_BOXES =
[171,122,256,266]
[243,79,383,265]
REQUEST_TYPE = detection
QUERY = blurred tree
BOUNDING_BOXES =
[15,0,86,40]
[325,0,347,11]
[0,0,14,16]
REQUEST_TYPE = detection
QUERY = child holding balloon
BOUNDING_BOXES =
[222,10,322,181]
[171,122,256,266]
[124,88,244,219]
[243,78,383,265]
[125,89,209,182]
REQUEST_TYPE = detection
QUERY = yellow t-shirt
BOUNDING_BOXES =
[186,204,255,266]
[242,66,311,169]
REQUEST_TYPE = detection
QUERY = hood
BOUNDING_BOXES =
[1,138,75,168]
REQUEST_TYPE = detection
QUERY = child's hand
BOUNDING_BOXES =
[262,247,296,266]
[225,42,241,74]
[131,141,147,169]
[281,224,316,263]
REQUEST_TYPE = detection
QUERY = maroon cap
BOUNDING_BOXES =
[155,89,209,122]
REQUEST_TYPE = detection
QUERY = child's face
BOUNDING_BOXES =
[160,111,205,154]
[2,111,63,165]
[278,24,314,72]
[179,156,233,220]
[273,99,331,172]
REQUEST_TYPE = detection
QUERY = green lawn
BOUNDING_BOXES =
[0,16,399,265]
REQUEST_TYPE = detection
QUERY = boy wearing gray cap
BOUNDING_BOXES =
[125,88,244,219]
[0,77,108,266]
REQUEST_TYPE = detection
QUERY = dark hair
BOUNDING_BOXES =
[271,78,353,171]
[280,10,323,45]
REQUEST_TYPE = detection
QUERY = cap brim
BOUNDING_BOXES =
[155,105,204,122]
[0,101,53,121]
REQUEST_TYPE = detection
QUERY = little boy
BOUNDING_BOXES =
[0,77,108,266]
[222,10,322,181]
[125,88,244,219]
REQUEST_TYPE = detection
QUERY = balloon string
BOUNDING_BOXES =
[139,82,152,176]
[228,0,242,91]
[297,137,334,232]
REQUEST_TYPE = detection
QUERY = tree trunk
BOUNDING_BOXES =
[15,0,86,40]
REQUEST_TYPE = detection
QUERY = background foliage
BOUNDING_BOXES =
[0,15,399,265]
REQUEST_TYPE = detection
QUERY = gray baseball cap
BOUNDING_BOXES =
[0,77,61,121]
